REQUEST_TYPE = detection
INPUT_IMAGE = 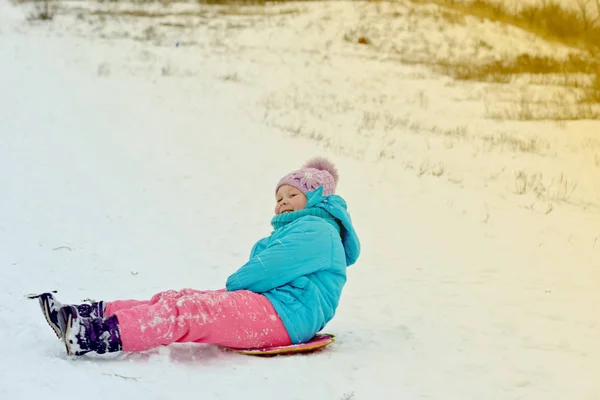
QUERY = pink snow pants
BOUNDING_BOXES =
[104,289,292,352]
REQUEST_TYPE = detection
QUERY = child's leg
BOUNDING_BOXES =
[104,299,148,315]
[113,289,291,352]
[104,288,226,315]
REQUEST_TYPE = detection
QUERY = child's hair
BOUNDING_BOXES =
[275,157,339,196]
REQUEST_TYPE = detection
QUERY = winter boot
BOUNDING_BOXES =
[57,305,123,356]
[37,292,105,339]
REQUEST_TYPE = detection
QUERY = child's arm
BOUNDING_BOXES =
[225,219,335,293]
[248,237,270,260]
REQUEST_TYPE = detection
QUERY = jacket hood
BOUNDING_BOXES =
[305,187,360,266]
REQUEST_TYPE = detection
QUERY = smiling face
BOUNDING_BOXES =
[275,184,308,215]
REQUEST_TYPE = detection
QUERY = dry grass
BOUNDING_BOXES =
[436,53,598,82]
[584,73,600,102]
[89,9,207,18]
[426,0,600,51]
[196,0,303,4]
[406,0,600,120]
[486,101,600,120]
[213,5,302,16]
[483,88,600,120]
[220,71,241,81]
[481,133,546,153]
[88,1,301,18]
[94,0,305,3]
[27,0,58,21]
[514,170,578,203]
[417,161,445,177]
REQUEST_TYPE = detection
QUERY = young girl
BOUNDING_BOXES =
[36,157,360,356]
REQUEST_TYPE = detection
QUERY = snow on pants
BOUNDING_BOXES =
[104,289,292,352]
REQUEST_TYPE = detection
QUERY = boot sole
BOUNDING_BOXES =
[40,297,63,340]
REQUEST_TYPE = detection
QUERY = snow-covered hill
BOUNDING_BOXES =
[1,1,598,399]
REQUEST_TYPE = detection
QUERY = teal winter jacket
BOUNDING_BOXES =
[225,187,360,344]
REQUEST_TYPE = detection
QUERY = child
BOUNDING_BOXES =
[36,157,360,356]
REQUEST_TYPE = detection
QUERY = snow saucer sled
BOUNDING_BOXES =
[225,333,335,356]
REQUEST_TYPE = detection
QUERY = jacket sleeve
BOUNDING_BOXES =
[248,237,270,260]
[226,219,333,293]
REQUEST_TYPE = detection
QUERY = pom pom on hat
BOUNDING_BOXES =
[303,157,339,186]
[276,157,339,196]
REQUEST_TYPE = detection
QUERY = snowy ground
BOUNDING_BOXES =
[1,1,599,399]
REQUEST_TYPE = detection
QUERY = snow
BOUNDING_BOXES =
[1,0,599,399]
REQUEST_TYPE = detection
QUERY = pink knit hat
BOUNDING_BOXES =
[276,157,339,196]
